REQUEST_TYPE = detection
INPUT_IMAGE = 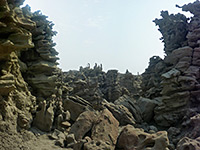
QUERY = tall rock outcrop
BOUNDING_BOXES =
[0,0,36,131]
[140,3,200,150]
[20,6,61,101]
[141,1,200,128]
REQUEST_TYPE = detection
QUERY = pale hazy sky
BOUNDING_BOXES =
[23,0,193,74]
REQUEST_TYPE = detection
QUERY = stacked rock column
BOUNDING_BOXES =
[184,2,200,116]
[20,8,61,101]
[152,1,200,127]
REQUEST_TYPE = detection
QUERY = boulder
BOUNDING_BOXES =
[102,100,135,126]
[114,95,142,123]
[68,109,119,150]
[69,111,97,141]
[116,125,169,150]
[137,97,158,122]
[90,109,119,148]
[63,96,93,121]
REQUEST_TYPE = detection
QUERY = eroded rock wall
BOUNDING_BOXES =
[0,0,36,131]
[141,0,200,149]
[20,6,61,102]
[142,1,200,127]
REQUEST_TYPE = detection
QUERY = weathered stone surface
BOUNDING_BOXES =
[63,96,93,121]
[164,46,193,66]
[182,114,200,139]
[137,97,158,122]
[154,91,190,126]
[114,95,142,123]
[141,56,165,99]
[0,2,35,59]
[66,134,77,148]
[90,109,119,149]
[167,127,181,144]
[177,137,200,150]
[142,1,200,128]
[63,65,141,105]
[67,109,119,150]
[0,0,36,134]
[102,100,136,126]
[20,8,60,101]
[17,113,32,129]
[116,125,169,150]
[3,0,200,150]
[153,11,188,55]
[69,111,97,141]
[84,140,113,150]
[0,73,16,95]
[33,101,54,132]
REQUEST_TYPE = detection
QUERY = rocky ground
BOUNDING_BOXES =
[1,0,200,150]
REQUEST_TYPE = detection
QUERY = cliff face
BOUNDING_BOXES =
[1,0,200,150]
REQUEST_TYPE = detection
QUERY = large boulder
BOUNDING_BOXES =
[63,96,93,121]
[137,97,158,122]
[69,111,97,141]
[90,109,119,148]
[102,100,135,126]
[114,95,142,123]
[116,125,169,150]
[67,109,119,150]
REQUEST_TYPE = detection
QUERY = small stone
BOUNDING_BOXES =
[61,121,71,128]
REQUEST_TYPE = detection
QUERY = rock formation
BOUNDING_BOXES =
[141,0,200,148]
[1,0,200,150]
[20,6,61,102]
[0,0,36,131]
